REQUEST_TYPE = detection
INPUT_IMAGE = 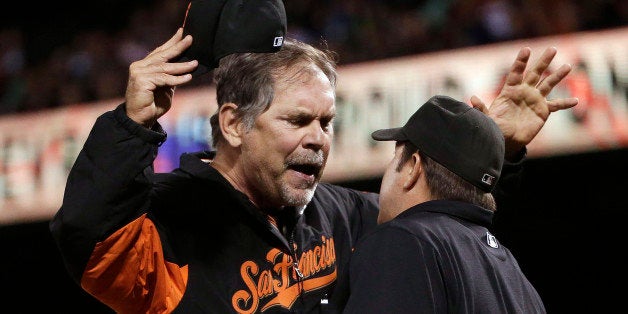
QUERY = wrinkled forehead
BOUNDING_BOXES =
[266,63,336,117]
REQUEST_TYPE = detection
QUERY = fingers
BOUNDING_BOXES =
[145,32,194,65]
[128,27,197,83]
[537,63,572,96]
[470,95,489,114]
[145,67,194,86]
[127,60,197,100]
[161,72,194,87]
[127,61,195,103]
[547,98,579,112]
[161,33,194,63]
[148,28,186,58]
[131,59,197,77]
[523,47,557,87]
[503,47,531,87]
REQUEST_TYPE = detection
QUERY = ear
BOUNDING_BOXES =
[402,152,423,190]
[219,103,244,147]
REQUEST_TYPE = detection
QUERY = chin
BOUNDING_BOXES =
[281,185,317,207]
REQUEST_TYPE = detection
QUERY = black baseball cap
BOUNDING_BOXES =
[371,95,505,192]
[176,0,287,77]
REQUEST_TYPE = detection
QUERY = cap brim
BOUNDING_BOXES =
[371,127,405,141]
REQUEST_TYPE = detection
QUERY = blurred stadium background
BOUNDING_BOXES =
[1,0,626,312]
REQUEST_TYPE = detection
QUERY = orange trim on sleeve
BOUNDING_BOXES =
[81,214,188,314]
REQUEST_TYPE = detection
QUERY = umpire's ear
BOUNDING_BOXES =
[403,151,423,190]
[218,103,244,147]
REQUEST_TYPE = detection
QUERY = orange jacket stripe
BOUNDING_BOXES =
[81,213,188,314]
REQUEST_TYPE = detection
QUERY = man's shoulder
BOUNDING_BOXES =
[308,183,379,225]
[313,182,378,203]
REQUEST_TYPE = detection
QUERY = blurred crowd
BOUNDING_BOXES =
[1,0,626,116]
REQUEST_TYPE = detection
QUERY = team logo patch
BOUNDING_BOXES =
[482,173,495,185]
[273,36,284,47]
[486,232,499,248]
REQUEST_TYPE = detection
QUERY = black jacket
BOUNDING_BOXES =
[50,105,379,313]
[50,104,526,313]
[344,200,546,314]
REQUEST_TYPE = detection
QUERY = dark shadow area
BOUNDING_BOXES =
[489,147,627,313]
[0,221,114,313]
[0,0,155,66]
[2,148,626,312]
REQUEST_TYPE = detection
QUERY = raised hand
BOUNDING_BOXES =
[125,28,198,128]
[471,47,578,159]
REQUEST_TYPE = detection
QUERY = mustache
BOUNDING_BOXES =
[285,151,325,168]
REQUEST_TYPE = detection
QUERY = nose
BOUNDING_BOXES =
[303,121,327,150]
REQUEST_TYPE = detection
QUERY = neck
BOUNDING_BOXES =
[379,180,433,224]
[211,150,257,202]
[211,149,286,213]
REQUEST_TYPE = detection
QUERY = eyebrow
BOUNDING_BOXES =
[286,108,336,120]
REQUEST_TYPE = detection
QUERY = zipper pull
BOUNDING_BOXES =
[294,262,304,279]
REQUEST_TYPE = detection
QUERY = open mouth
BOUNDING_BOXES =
[288,164,320,177]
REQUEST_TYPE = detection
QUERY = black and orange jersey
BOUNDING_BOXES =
[50,104,379,313]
